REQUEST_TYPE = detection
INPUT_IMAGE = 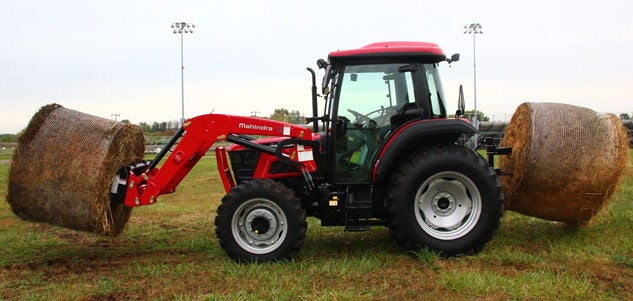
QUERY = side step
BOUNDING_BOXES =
[344,195,372,232]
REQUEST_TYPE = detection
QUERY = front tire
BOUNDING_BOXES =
[215,179,307,263]
[387,145,503,256]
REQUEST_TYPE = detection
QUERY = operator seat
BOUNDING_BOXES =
[358,120,380,173]
[390,102,424,129]
[357,103,424,172]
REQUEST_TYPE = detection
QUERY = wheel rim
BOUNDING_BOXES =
[231,198,288,254]
[414,171,481,240]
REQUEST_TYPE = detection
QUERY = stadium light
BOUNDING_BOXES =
[171,22,195,127]
[464,23,483,148]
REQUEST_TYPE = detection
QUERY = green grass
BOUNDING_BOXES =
[1,151,632,300]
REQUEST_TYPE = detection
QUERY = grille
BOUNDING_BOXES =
[228,150,260,182]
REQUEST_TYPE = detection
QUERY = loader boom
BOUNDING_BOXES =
[116,114,316,207]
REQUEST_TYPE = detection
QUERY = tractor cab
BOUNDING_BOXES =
[317,42,454,184]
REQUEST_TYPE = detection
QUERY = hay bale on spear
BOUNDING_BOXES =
[7,104,145,236]
[499,102,630,225]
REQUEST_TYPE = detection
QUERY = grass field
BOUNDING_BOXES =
[1,151,632,300]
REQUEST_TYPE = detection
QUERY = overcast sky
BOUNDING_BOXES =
[1,0,632,134]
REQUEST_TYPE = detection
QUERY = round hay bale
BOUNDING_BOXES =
[7,104,145,236]
[499,102,630,225]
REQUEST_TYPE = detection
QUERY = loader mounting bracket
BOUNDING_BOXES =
[483,137,513,176]
[109,161,151,205]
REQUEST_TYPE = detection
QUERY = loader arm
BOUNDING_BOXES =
[116,114,315,207]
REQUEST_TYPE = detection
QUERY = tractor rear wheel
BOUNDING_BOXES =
[215,179,307,263]
[387,145,503,256]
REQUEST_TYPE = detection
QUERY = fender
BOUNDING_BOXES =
[372,119,476,183]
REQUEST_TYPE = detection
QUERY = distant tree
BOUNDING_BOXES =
[136,121,180,134]
[167,120,179,130]
[270,108,289,122]
[270,108,303,124]
[138,122,150,132]
[150,122,160,132]
[620,113,631,120]
[463,110,490,122]
[0,134,17,143]
[120,119,131,124]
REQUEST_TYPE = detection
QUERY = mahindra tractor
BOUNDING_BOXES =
[111,41,510,262]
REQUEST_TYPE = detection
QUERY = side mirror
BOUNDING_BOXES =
[455,84,465,117]
[316,59,328,69]
[321,65,332,95]
[447,53,460,63]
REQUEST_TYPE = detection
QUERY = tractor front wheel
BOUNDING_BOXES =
[215,179,307,263]
[387,145,504,256]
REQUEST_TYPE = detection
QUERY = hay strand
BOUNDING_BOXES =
[7,104,145,236]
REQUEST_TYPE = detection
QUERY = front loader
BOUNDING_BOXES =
[110,41,511,262]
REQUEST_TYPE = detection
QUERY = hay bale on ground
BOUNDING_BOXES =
[7,104,145,236]
[499,102,630,225]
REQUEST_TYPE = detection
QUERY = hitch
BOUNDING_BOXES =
[483,137,512,176]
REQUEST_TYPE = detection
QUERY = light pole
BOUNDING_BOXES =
[171,22,195,127]
[464,23,483,148]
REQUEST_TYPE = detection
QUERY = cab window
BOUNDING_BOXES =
[424,64,446,117]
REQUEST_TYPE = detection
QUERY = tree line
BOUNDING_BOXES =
[133,120,181,133]
[2,108,628,141]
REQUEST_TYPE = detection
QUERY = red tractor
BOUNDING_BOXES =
[111,41,509,262]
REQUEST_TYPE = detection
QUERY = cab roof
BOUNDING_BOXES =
[328,41,446,63]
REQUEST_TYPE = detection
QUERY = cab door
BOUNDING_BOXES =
[331,63,418,184]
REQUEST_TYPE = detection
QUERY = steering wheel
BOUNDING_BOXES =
[347,109,372,123]
[348,106,398,127]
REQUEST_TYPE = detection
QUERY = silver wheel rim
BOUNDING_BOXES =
[231,198,288,254]
[414,171,481,240]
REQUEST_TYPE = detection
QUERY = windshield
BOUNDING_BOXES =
[336,64,416,126]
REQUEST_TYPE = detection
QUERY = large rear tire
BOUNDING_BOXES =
[215,179,307,263]
[387,145,503,256]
